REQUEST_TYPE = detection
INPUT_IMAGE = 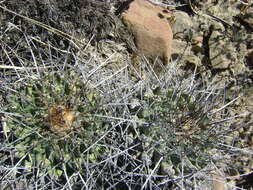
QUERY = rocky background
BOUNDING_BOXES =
[0,0,253,189]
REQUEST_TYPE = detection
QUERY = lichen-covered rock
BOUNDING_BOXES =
[171,39,189,59]
[172,11,193,37]
[209,31,235,70]
[121,0,173,66]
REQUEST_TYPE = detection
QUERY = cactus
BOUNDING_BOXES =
[5,71,107,180]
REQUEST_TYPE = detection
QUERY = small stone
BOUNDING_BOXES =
[172,11,193,38]
[122,0,173,69]
[129,98,141,111]
[171,39,189,59]
[160,162,175,176]
[192,36,203,45]
[209,31,234,70]
[185,54,202,68]
[240,12,253,26]
[191,36,204,54]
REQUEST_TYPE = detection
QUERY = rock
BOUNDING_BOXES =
[185,54,202,68]
[171,39,201,67]
[191,36,204,54]
[209,31,235,70]
[192,36,203,45]
[172,11,193,38]
[183,54,204,78]
[210,171,227,190]
[121,0,173,68]
[171,39,189,59]
[160,162,175,176]
[238,11,253,27]
[171,39,205,78]
[247,50,253,66]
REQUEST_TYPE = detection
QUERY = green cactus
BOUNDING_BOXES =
[5,71,107,179]
[135,86,218,177]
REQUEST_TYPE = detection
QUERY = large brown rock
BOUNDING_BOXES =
[121,0,173,68]
[210,171,227,190]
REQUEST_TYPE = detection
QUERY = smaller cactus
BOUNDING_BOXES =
[134,86,220,178]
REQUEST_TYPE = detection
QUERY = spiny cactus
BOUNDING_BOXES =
[128,83,228,185]
[4,70,108,179]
